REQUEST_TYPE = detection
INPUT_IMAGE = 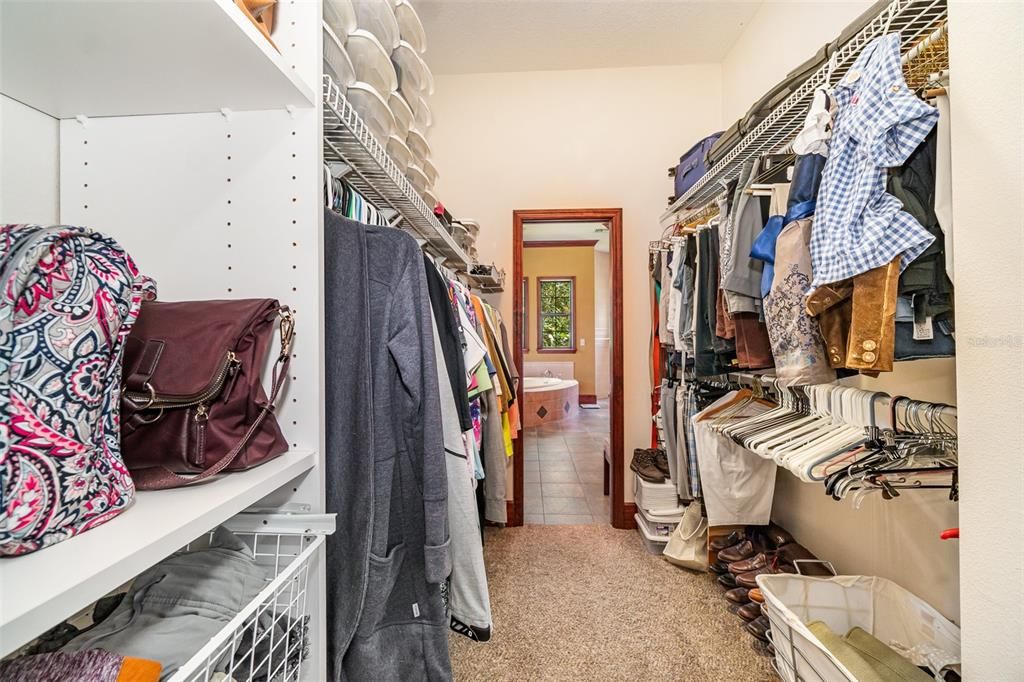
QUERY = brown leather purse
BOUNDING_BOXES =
[120,299,294,490]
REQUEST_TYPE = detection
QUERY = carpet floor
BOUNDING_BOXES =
[450,524,776,681]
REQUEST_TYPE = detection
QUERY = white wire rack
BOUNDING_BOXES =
[660,0,949,227]
[171,528,325,682]
[468,263,506,293]
[323,76,471,268]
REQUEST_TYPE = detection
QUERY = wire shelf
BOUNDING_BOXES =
[468,263,505,293]
[322,76,471,268]
[660,0,948,226]
[171,530,324,682]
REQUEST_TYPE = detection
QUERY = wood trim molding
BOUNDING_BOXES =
[521,277,529,352]
[536,275,577,353]
[512,208,625,529]
[523,239,599,248]
[579,394,598,405]
[622,503,637,529]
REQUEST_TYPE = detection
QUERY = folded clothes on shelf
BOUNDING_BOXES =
[62,527,266,680]
[0,649,162,682]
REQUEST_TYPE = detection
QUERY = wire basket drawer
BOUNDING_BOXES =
[170,530,325,682]
[757,574,961,682]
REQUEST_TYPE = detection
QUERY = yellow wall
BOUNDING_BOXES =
[522,245,596,397]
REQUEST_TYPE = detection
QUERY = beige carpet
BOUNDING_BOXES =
[450,524,776,681]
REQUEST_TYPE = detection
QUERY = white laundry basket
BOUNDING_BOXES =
[756,574,961,682]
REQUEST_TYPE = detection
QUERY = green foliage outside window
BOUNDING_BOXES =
[539,279,574,350]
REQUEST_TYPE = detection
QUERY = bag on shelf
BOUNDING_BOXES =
[0,224,154,556]
[670,131,723,202]
[120,299,294,490]
[662,503,708,571]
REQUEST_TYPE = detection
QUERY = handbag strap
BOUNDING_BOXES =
[131,307,295,491]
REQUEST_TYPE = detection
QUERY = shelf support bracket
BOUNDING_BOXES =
[220,107,233,121]
[75,114,89,127]
[286,104,297,119]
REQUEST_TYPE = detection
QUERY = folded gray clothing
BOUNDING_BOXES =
[64,527,267,680]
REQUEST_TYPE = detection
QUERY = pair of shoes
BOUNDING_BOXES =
[724,587,750,604]
[630,448,669,483]
[746,615,771,643]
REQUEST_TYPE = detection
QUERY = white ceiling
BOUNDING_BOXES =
[524,221,610,251]
[415,0,763,75]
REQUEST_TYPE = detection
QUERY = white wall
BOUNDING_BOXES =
[1,95,60,223]
[947,1,1024,676]
[719,0,962,622]
[428,64,723,502]
[720,1,872,121]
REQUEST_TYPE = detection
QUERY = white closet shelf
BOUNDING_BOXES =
[0,448,316,657]
[0,0,315,119]
[323,76,472,268]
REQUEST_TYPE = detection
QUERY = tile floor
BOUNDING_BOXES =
[524,401,610,525]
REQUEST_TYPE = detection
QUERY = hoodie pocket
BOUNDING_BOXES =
[356,542,406,637]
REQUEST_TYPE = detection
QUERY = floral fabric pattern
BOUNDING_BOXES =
[0,224,155,555]
[764,218,837,387]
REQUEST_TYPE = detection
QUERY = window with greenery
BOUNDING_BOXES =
[521,277,529,351]
[537,277,576,352]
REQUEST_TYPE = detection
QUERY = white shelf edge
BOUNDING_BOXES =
[0,448,316,657]
[214,0,316,109]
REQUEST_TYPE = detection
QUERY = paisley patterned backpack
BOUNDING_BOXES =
[0,225,154,556]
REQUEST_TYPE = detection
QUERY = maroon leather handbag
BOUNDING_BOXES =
[120,298,294,490]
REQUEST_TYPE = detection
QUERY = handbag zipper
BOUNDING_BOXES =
[125,351,238,409]
[191,403,209,467]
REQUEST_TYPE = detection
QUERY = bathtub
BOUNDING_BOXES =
[522,377,580,427]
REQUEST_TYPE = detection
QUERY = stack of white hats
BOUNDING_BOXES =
[324,0,439,211]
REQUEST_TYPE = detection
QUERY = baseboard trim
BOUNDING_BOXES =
[615,503,637,529]
[579,394,598,405]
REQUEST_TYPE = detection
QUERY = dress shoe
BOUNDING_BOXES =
[710,530,743,551]
[709,561,729,575]
[745,615,771,643]
[630,448,666,483]
[748,588,764,604]
[724,587,750,605]
[727,603,743,617]
[717,539,756,563]
[653,449,671,477]
[766,523,794,548]
[728,551,774,575]
[738,602,762,621]
[736,563,795,589]
[717,572,737,589]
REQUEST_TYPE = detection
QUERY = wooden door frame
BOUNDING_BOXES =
[510,208,629,529]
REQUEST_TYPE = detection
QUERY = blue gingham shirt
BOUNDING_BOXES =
[810,34,939,287]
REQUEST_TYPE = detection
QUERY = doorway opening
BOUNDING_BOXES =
[510,208,626,528]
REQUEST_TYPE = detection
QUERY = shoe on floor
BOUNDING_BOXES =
[736,562,796,589]
[450,616,492,642]
[748,588,764,603]
[738,602,762,622]
[710,530,744,552]
[717,572,737,589]
[745,615,771,642]
[750,637,774,658]
[728,551,775,575]
[718,539,756,563]
[709,561,730,575]
[724,587,750,605]
[630,448,666,483]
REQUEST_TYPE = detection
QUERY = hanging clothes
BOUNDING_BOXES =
[810,33,939,288]
[324,210,451,681]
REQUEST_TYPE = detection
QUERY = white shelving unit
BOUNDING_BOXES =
[0,449,317,657]
[322,76,472,268]
[0,1,328,678]
[0,0,315,118]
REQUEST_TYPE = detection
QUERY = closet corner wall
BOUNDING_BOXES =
[0,1,330,678]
